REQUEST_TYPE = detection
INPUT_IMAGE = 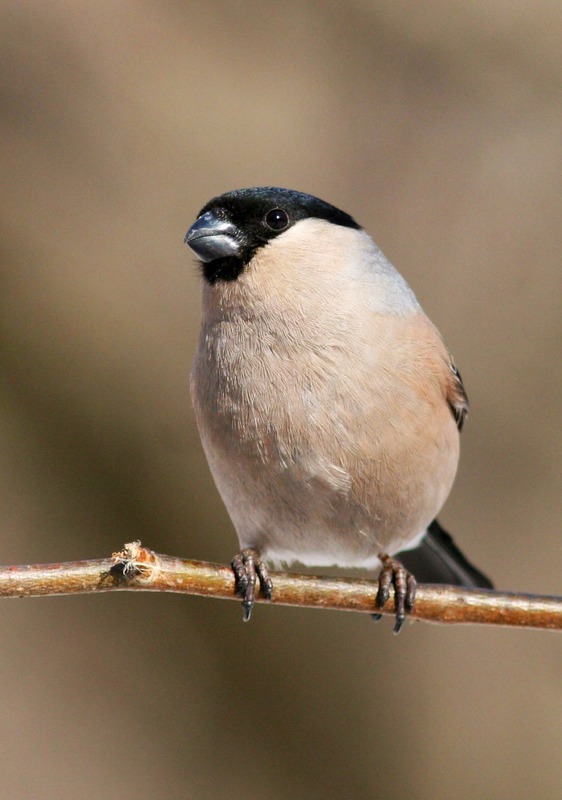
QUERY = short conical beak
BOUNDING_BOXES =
[184,211,241,262]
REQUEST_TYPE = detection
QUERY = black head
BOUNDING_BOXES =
[184,187,361,283]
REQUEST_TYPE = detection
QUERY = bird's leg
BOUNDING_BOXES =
[372,554,417,634]
[231,548,273,621]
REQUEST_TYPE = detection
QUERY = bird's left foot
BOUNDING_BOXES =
[372,554,417,634]
[231,548,273,622]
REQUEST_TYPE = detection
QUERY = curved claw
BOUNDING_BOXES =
[374,554,417,634]
[231,548,273,621]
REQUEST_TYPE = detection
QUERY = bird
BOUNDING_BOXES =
[185,187,493,632]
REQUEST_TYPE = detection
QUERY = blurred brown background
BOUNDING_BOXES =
[1,2,561,798]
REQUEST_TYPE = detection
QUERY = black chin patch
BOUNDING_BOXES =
[202,256,245,284]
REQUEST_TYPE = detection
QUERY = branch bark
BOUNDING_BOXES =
[0,541,560,630]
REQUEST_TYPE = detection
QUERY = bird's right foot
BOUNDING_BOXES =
[372,554,417,634]
[231,548,273,621]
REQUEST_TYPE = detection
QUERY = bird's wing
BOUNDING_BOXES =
[446,359,469,431]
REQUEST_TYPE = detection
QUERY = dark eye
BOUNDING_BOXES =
[265,208,289,231]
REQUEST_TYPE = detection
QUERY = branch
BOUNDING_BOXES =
[0,542,560,630]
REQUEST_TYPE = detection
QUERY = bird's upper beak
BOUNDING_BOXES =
[184,210,241,262]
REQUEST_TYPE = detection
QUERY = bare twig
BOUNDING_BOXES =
[0,541,560,630]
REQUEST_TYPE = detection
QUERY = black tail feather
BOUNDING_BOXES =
[397,519,493,589]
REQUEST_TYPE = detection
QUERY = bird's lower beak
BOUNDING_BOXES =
[184,211,241,262]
